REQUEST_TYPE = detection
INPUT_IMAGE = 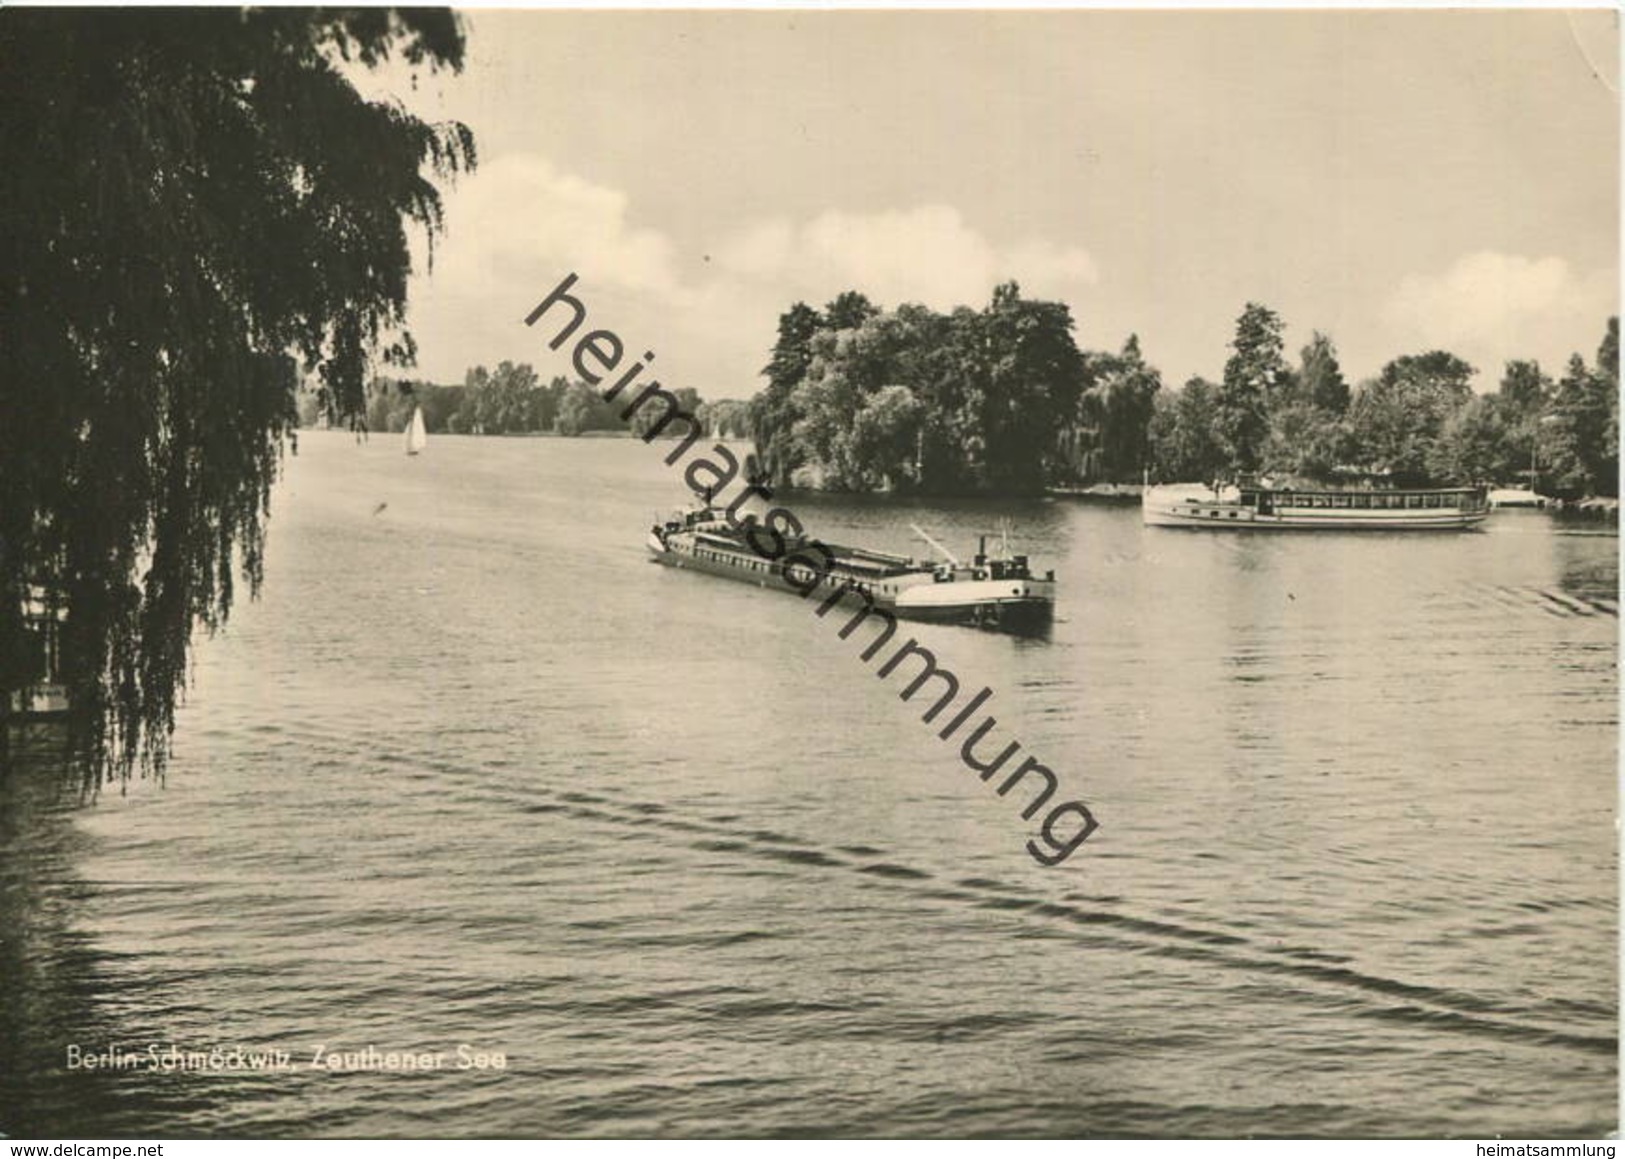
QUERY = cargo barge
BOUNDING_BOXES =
[647,500,1054,633]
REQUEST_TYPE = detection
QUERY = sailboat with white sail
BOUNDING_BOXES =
[405,406,427,456]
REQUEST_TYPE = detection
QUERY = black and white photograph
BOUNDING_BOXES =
[0,4,1617,1144]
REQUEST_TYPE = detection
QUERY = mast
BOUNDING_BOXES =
[909,523,961,567]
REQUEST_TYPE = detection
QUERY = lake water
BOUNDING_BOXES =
[1,432,1616,1138]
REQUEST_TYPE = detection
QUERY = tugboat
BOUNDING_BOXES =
[646,498,1054,634]
[894,524,1055,631]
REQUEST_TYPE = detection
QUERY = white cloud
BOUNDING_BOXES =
[1381,252,1615,380]
[713,220,794,280]
[406,155,697,387]
[432,154,682,299]
[716,205,1099,310]
[408,155,1101,395]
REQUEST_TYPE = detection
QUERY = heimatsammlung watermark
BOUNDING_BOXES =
[525,273,1100,867]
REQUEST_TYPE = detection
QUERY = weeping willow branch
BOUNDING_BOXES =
[0,8,475,787]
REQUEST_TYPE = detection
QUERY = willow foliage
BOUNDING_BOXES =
[0,9,474,784]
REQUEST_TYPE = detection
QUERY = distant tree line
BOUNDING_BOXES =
[300,302,1619,501]
[298,361,750,441]
[748,288,1619,500]
[1153,307,1618,498]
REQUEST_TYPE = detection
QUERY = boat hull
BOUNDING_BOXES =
[893,579,1055,634]
[892,595,1054,633]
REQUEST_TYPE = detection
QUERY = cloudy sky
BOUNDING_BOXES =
[382,9,1618,399]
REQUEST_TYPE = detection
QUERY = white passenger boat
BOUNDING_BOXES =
[1143,482,1489,530]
